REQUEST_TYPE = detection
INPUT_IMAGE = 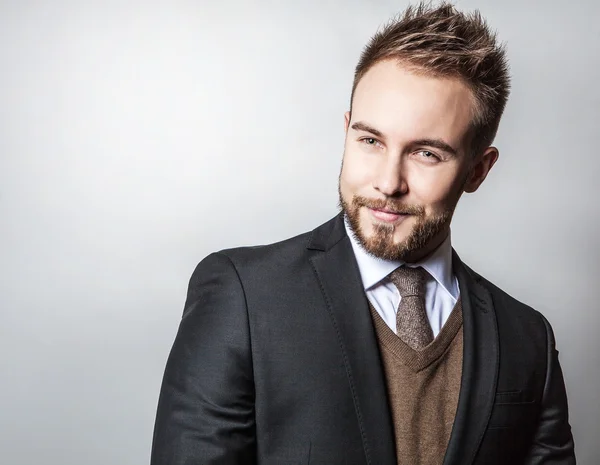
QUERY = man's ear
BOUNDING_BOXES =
[344,111,351,133]
[463,146,499,193]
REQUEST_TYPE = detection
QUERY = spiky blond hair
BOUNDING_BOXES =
[351,2,511,155]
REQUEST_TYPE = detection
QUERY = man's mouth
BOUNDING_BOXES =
[368,207,411,223]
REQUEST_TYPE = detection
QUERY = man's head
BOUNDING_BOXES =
[339,2,510,263]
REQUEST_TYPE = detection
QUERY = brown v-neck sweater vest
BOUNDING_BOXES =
[368,298,463,465]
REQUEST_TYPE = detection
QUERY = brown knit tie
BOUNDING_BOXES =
[389,266,434,350]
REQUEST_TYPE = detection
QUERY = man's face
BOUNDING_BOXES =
[339,60,496,262]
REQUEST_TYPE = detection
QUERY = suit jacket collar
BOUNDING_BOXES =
[307,211,346,252]
[308,213,396,465]
[443,252,499,465]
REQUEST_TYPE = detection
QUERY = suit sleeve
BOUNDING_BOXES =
[525,315,575,464]
[151,252,256,465]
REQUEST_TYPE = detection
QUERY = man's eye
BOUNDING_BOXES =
[363,138,378,145]
[418,150,438,160]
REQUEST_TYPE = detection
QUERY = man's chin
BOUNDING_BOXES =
[355,229,409,258]
[360,229,409,246]
[361,238,412,262]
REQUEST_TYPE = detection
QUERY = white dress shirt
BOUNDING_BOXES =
[344,219,460,337]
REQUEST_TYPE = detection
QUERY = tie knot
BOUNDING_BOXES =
[389,266,428,297]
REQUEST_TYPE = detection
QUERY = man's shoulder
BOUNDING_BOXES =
[198,214,338,274]
[461,261,550,330]
[217,228,314,266]
[204,214,343,270]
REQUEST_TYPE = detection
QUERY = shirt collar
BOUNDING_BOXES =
[344,216,458,299]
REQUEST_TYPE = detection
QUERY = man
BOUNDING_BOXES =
[151,3,575,464]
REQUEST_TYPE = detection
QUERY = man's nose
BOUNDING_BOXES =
[373,156,408,197]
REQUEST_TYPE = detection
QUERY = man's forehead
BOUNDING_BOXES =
[351,61,475,144]
[355,62,472,107]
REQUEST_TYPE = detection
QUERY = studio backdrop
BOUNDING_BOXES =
[0,1,598,464]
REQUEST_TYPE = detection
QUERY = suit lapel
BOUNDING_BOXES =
[308,214,396,465]
[443,251,499,465]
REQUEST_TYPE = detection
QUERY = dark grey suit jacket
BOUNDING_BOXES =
[151,213,575,464]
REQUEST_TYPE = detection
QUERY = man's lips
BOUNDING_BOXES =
[372,208,404,214]
[368,207,411,222]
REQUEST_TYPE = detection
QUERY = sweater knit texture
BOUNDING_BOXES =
[368,297,463,465]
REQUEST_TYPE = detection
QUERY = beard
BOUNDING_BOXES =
[338,188,454,262]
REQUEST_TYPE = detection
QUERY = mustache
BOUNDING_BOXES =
[352,195,425,216]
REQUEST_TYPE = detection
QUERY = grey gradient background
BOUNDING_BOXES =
[1,1,598,464]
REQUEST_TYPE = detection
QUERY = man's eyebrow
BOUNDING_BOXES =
[411,138,458,156]
[350,122,458,156]
[350,121,384,138]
